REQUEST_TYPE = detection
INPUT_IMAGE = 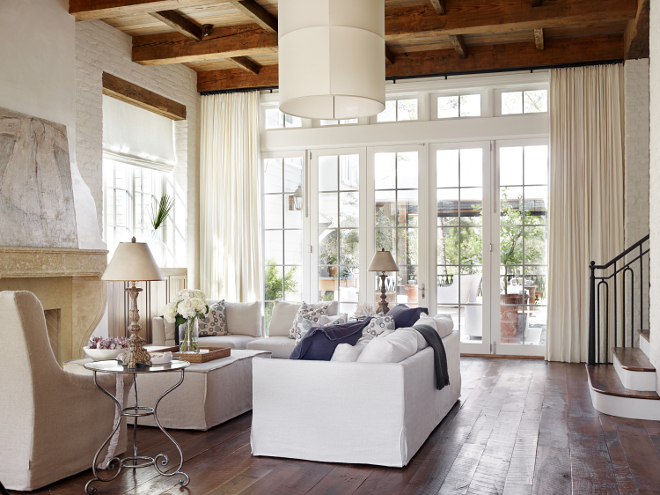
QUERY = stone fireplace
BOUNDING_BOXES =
[0,246,107,364]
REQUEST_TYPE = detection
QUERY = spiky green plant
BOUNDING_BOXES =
[151,193,174,231]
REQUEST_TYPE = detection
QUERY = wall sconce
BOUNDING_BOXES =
[289,184,303,211]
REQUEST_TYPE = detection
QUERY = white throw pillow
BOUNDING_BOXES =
[224,301,262,337]
[331,340,369,362]
[198,300,229,337]
[289,301,332,339]
[357,329,418,363]
[295,313,348,343]
[363,315,395,338]
[416,313,454,339]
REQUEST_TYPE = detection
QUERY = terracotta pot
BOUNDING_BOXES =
[328,266,338,278]
[405,284,418,304]
[500,293,524,341]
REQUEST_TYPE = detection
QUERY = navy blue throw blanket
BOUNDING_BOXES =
[413,324,450,390]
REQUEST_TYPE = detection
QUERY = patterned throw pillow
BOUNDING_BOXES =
[198,300,229,337]
[288,301,331,339]
[296,313,348,343]
[363,315,395,338]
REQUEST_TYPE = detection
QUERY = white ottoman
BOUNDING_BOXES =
[128,349,271,431]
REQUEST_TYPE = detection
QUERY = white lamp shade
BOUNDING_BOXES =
[368,249,399,272]
[102,239,164,282]
[278,0,386,120]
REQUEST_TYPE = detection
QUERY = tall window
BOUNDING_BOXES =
[263,156,304,329]
[318,154,360,314]
[374,151,419,307]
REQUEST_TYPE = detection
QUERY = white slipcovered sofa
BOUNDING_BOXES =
[152,300,263,348]
[251,329,461,467]
[246,300,339,358]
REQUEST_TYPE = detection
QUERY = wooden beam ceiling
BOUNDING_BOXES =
[198,34,623,93]
[229,0,277,33]
[429,0,446,16]
[385,45,396,65]
[132,0,636,66]
[70,0,225,21]
[150,10,203,41]
[532,0,542,7]
[448,34,467,58]
[624,0,649,59]
[230,56,261,74]
[534,28,544,50]
[102,72,187,119]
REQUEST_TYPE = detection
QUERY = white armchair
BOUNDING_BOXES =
[0,291,131,491]
[437,274,483,339]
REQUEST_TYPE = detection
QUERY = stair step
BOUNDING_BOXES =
[586,365,659,400]
[637,329,650,343]
[612,347,655,372]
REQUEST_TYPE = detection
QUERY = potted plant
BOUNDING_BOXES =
[149,193,174,266]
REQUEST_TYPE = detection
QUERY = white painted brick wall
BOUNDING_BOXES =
[624,59,650,338]
[649,0,660,390]
[75,20,200,287]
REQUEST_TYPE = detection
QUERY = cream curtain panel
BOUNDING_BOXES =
[546,64,624,362]
[200,92,262,301]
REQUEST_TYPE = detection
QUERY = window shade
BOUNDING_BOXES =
[102,95,176,173]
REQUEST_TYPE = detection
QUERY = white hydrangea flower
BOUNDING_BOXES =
[163,303,177,323]
[178,300,196,319]
[191,297,207,315]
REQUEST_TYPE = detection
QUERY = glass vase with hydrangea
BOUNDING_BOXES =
[163,289,209,353]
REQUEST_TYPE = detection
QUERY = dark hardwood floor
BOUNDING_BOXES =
[14,358,660,495]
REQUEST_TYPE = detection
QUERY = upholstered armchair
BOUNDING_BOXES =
[0,291,131,491]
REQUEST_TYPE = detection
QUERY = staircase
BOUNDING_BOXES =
[586,235,658,420]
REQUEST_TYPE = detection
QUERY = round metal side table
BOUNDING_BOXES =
[83,359,190,494]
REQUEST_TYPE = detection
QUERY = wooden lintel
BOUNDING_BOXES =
[429,0,446,15]
[102,72,186,120]
[449,34,467,58]
[532,0,542,6]
[150,10,203,41]
[385,45,396,65]
[624,0,649,59]
[230,56,261,75]
[534,28,545,51]
[198,34,624,93]
[69,0,224,21]
[230,0,277,33]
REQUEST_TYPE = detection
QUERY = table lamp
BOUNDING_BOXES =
[368,249,399,314]
[102,237,164,368]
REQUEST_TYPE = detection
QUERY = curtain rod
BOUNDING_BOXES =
[198,60,623,96]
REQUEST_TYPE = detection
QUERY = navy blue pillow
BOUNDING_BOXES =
[289,318,372,360]
[386,304,428,328]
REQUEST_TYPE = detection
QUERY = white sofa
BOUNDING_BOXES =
[152,299,263,348]
[246,300,339,358]
[251,330,461,467]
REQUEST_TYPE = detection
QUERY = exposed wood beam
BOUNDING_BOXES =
[230,56,261,74]
[624,0,649,59]
[385,45,396,65]
[532,0,542,6]
[534,28,545,50]
[133,25,277,65]
[449,34,467,58]
[198,34,623,92]
[150,10,203,41]
[429,0,446,15]
[69,0,223,21]
[134,0,635,66]
[229,0,277,33]
[102,72,186,120]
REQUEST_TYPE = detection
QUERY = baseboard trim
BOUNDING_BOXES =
[460,354,544,360]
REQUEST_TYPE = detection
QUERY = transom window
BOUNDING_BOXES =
[265,108,302,129]
[320,119,358,126]
[377,99,418,122]
[502,90,548,115]
[437,94,481,118]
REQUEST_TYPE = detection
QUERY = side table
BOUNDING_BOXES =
[83,360,190,494]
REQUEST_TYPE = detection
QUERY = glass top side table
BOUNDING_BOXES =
[83,359,190,494]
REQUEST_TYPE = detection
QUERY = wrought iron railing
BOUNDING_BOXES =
[588,234,650,365]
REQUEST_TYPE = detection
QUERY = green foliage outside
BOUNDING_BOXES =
[264,259,298,330]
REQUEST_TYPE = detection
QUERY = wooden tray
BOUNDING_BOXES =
[159,346,231,363]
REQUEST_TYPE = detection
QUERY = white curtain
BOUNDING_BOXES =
[546,64,624,362]
[200,92,262,302]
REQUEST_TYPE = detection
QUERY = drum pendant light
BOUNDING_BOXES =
[278,0,386,120]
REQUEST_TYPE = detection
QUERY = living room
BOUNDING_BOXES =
[1,0,659,493]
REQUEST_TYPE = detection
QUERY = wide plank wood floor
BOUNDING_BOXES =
[13,358,660,495]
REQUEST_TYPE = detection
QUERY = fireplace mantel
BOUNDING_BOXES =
[0,246,108,364]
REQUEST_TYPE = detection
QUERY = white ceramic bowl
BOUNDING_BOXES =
[83,346,126,361]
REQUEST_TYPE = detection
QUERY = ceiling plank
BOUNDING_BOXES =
[69,0,224,21]
[198,34,623,92]
[229,0,277,33]
[150,10,203,41]
[133,25,277,65]
[534,28,544,50]
[429,0,446,15]
[448,34,467,58]
[230,56,261,74]
[134,0,635,66]
[532,0,542,6]
[102,72,186,120]
[624,0,649,59]
[385,45,396,65]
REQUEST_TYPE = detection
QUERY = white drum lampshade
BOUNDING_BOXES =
[278,0,386,120]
